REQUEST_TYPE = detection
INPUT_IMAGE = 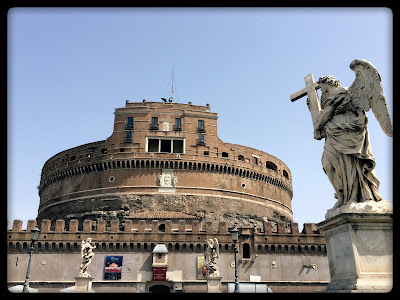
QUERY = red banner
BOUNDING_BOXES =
[152,267,167,281]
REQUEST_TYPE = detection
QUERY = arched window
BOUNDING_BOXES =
[242,243,250,259]
[238,155,245,162]
[158,223,165,232]
[266,161,278,172]
[283,169,289,179]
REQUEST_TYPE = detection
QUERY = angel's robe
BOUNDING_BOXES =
[320,87,382,204]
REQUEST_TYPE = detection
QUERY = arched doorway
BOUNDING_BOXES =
[149,284,171,293]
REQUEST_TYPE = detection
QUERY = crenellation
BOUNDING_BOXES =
[110,220,120,233]
[69,219,79,232]
[12,220,23,232]
[40,219,51,232]
[97,219,106,233]
[83,219,92,233]
[277,222,286,234]
[55,219,65,232]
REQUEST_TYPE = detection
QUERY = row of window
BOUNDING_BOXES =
[125,117,205,132]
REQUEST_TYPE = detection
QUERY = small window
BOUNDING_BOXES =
[266,161,278,172]
[101,149,108,154]
[174,118,182,131]
[126,117,134,129]
[69,156,76,162]
[283,170,289,179]
[125,131,132,143]
[222,152,228,158]
[243,243,250,259]
[253,156,258,165]
[198,120,205,132]
[238,155,245,162]
[204,151,209,156]
[150,117,158,130]
[197,135,205,145]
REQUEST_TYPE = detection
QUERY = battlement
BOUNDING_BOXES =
[7,219,326,256]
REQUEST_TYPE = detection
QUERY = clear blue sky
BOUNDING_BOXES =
[7,7,393,229]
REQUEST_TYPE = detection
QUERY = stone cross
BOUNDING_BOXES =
[290,74,321,128]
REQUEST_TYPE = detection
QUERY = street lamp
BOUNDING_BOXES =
[22,225,41,293]
[230,223,240,293]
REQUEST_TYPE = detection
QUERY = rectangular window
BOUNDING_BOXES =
[174,118,182,131]
[148,138,184,153]
[125,131,133,143]
[173,140,184,153]
[197,135,205,145]
[253,156,258,165]
[150,117,159,130]
[198,120,205,132]
[127,117,134,129]
[160,139,171,153]
[148,139,159,152]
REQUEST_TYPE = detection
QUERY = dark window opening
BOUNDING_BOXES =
[198,120,205,132]
[204,151,209,156]
[222,152,228,158]
[243,243,250,259]
[150,117,159,130]
[197,135,205,145]
[174,118,182,131]
[125,131,133,143]
[266,161,278,172]
[126,117,134,129]
[101,149,108,154]
[283,170,289,179]
[158,224,165,232]
[69,156,76,162]
[173,140,184,153]
[238,155,245,161]
[253,156,258,165]
[148,139,159,152]
[160,139,171,152]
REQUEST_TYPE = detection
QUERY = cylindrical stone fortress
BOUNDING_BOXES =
[37,101,293,229]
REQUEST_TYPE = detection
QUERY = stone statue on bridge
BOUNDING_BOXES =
[291,59,392,218]
[79,238,96,278]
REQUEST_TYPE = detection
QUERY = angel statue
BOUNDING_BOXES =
[79,238,96,277]
[204,238,220,277]
[307,59,392,217]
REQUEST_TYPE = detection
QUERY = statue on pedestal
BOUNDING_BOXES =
[291,59,392,219]
[79,238,96,278]
[204,238,220,277]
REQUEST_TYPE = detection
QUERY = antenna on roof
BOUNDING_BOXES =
[169,67,174,102]
[161,67,175,103]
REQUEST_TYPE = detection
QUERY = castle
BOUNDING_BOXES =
[7,101,330,292]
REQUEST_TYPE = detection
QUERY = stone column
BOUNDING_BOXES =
[317,212,392,292]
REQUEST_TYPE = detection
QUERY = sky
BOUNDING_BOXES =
[7,7,393,230]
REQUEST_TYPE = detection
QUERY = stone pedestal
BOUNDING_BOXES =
[207,276,222,293]
[74,276,95,293]
[317,213,392,292]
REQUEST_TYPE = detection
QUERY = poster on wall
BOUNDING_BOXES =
[104,256,123,280]
[196,255,209,279]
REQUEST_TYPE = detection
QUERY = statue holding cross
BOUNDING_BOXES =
[290,59,393,218]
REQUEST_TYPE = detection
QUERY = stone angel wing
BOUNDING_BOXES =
[348,59,393,137]
[213,238,219,258]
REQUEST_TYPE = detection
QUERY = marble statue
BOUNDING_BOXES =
[79,238,96,277]
[292,59,392,218]
[204,238,220,277]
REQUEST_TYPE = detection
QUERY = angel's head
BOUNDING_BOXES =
[318,75,341,87]
[318,75,341,102]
